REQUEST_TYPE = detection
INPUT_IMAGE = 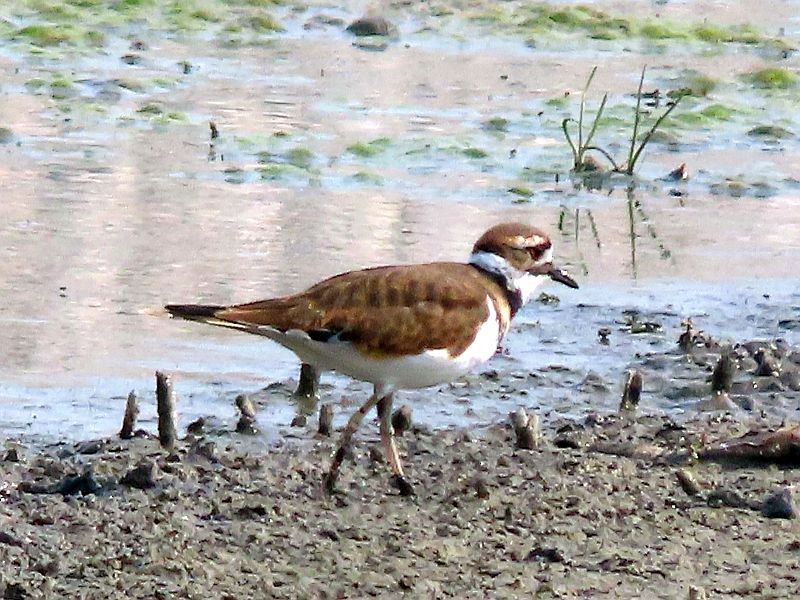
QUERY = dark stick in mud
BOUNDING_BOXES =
[295,363,320,399]
[318,404,333,437]
[156,371,177,451]
[119,390,139,440]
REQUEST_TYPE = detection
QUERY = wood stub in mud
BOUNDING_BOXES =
[711,352,736,393]
[295,363,320,399]
[156,371,177,451]
[391,405,412,437]
[619,369,643,413]
[318,404,333,437]
[235,394,259,435]
[119,390,139,440]
[509,408,540,450]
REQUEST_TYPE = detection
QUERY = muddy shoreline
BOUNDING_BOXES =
[2,409,799,599]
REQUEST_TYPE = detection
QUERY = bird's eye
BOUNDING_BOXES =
[527,241,551,261]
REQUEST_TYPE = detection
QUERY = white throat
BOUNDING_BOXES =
[469,251,549,306]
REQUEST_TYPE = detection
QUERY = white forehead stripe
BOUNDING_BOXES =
[527,235,546,247]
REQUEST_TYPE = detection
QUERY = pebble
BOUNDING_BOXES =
[761,488,796,519]
[120,461,157,490]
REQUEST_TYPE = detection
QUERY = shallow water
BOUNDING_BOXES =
[1,1,799,443]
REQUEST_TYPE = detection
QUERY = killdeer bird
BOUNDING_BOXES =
[166,222,578,495]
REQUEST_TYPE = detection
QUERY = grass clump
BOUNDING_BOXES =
[669,72,718,98]
[15,25,72,46]
[285,147,314,169]
[562,66,684,175]
[747,125,794,139]
[483,117,509,132]
[639,22,686,40]
[248,13,285,32]
[746,67,797,89]
[347,137,391,158]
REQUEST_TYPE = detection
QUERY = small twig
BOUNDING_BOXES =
[119,390,139,440]
[155,371,177,451]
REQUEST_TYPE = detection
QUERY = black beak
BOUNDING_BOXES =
[548,266,579,289]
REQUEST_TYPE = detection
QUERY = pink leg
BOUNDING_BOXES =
[377,394,414,496]
[324,392,380,494]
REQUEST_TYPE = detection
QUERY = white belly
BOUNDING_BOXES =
[271,297,502,392]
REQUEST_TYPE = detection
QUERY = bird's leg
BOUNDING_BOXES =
[324,392,380,494]
[377,394,414,497]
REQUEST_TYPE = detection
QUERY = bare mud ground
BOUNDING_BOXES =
[1,408,799,599]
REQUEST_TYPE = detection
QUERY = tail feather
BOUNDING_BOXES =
[165,304,226,320]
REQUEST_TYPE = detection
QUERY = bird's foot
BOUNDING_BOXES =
[391,474,415,497]
[323,471,339,496]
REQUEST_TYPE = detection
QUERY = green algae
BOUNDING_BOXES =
[258,163,308,180]
[699,104,737,121]
[351,171,384,185]
[462,147,488,159]
[669,73,718,98]
[285,147,314,169]
[746,67,797,89]
[347,137,391,158]
[508,186,534,199]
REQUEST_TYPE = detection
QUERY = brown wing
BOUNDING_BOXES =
[214,263,502,357]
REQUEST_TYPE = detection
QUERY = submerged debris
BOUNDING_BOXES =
[698,425,800,464]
